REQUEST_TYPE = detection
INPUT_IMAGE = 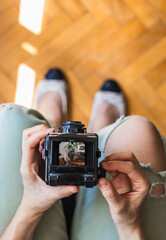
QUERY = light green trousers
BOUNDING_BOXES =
[0,104,166,240]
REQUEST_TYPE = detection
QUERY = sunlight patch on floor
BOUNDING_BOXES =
[21,42,38,55]
[15,64,36,108]
[19,0,45,35]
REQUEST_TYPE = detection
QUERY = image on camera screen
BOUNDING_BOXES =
[59,142,85,166]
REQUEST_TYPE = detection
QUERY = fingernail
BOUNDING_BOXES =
[99,179,108,188]
[39,145,42,152]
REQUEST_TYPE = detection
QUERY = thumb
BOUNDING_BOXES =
[49,185,79,200]
[98,178,121,207]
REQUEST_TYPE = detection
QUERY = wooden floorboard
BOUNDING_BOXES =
[0,0,166,136]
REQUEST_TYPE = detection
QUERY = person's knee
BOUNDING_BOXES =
[127,115,152,126]
[113,115,160,150]
[125,115,156,134]
[105,114,159,156]
[105,114,166,172]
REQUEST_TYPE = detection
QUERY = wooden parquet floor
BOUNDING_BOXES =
[0,0,166,136]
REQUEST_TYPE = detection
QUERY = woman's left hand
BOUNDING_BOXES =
[98,151,151,238]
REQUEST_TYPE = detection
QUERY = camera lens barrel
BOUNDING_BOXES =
[59,121,86,133]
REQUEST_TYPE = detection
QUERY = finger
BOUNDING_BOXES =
[101,160,147,188]
[39,177,79,199]
[29,169,79,199]
[22,128,54,167]
[101,151,138,164]
[39,139,45,153]
[23,124,53,138]
[50,185,79,199]
[98,178,121,207]
[111,172,132,194]
[110,171,118,180]
[27,128,54,148]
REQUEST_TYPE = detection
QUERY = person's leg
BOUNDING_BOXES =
[72,113,166,240]
[105,115,166,173]
[34,68,68,128]
[91,102,119,132]
[89,79,166,172]
[71,80,126,240]
[35,68,76,238]
[0,104,68,240]
[72,79,166,240]
[88,79,125,132]
[37,91,62,127]
[92,96,166,193]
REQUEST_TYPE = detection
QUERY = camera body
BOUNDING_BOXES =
[42,121,106,188]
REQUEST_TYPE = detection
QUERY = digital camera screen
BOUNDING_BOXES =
[59,142,85,166]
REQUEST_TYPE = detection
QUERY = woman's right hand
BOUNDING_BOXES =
[20,124,79,217]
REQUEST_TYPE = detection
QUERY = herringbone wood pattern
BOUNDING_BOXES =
[0,0,166,135]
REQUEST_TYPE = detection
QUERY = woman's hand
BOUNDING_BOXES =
[98,152,151,240]
[20,124,79,217]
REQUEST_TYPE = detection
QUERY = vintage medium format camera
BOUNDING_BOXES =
[42,121,106,188]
